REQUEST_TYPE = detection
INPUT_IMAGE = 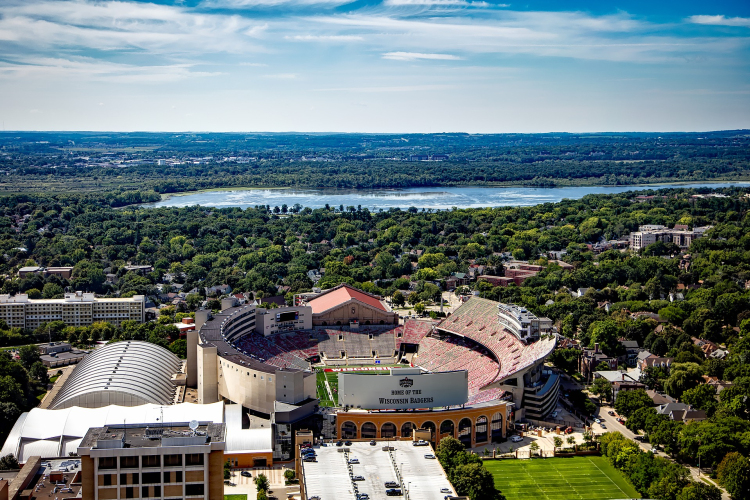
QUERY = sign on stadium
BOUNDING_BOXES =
[338,368,468,410]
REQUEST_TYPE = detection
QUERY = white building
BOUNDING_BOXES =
[0,292,146,329]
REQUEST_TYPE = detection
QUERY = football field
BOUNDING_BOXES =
[484,456,641,500]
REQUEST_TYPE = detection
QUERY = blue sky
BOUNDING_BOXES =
[0,0,748,132]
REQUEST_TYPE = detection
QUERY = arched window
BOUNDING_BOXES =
[361,422,377,439]
[381,422,397,439]
[439,420,455,438]
[341,421,358,439]
[421,421,436,444]
[458,418,472,447]
[401,422,415,438]
[475,416,488,443]
[491,412,504,443]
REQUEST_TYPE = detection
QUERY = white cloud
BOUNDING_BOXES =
[262,73,298,79]
[285,35,364,41]
[383,0,495,7]
[383,51,462,61]
[688,15,750,27]
[203,0,353,7]
[314,84,454,92]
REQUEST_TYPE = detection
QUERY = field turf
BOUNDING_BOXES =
[484,456,641,500]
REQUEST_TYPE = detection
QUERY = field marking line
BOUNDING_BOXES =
[550,460,583,499]
[519,461,551,500]
[587,457,628,499]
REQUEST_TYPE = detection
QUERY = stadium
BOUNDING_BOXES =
[189,284,559,454]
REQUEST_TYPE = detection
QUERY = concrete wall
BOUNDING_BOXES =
[197,344,218,404]
[312,301,398,326]
[216,358,277,415]
[187,329,199,387]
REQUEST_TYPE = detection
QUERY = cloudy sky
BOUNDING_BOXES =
[1,0,749,132]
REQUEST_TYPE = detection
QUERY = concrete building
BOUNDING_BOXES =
[630,227,709,251]
[17,266,74,279]
[496,303,554,342]
[77,422,225,500]
[0,292,145,330]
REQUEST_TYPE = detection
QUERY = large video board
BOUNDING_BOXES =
[338,368,468,410]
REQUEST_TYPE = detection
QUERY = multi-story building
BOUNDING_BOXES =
[496,303,554,342]
[77,422,225,500]
[0,292,145,329]
[630,226,711,251]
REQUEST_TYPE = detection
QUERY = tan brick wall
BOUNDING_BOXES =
[81,456,95,500]
[185,470,204,482]
[164,484,183,497]
[98,487,118,500]
[208,451,225,500]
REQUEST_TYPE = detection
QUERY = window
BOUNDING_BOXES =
[120,473,139,485]
[164,454,182,467]
[103,474,114,486]
[142,472,161,484]
[185,484,204,496]
[185,453,204,466]
[125,486,136,499]
[142,455,161,468]
[120,456,139,469]
[99,457,117,470]
[163,471,182,483]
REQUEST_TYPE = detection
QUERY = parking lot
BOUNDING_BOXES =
[302,441,455,500]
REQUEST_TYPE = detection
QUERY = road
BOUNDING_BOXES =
[596,405,729,500]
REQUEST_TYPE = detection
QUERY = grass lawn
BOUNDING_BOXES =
[224,495,247,500]
[485,456,641,500]
[316,371,334,407]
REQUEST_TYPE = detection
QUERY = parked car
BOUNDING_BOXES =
[349,458,360,464]
[440,488,451,493]
[510,435,523,443]
[424,454,436,459]
[565,427,574,434]
[358,494,370,500]
[241,471,252,477]
[345,441,353,446]
[370,440,377,446]
[336,440,344,446]
[634,435,644,441]
[594,418,601,423]
[386,489,403,496]
[413,440,429,446]
[600,423,607,429]
[385,481,399,488]
[353,475,365,481]
[607,410,615,416]
[303,457,317,462]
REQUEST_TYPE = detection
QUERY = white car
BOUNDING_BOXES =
[441,488,451,493]
[594,418,601,423]
[424,454,436,459]
[510,435,523,443]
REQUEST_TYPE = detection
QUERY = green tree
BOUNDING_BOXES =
[414,303,426,315]
[169,339,187,359]
[17,344,41,370]
[42,282,64,299]
[615,389,653,418]
[254,473,269,492]
[29,362,49,385]
[717,452,750,500]
[681,384,718,416]
[392,290,405,307]
[529,441,540,457]
[591,377,612,403]
[452,463,505,500]
[675,481,722,500]
[553,436,563,451]
[0,454,19,470]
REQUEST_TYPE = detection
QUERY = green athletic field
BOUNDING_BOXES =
[315,367,399,406]
[485,456,641,500]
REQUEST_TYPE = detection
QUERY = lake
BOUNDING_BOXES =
[146,182,750,211]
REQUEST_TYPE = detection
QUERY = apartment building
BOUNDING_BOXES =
[77,422,225,500]
[0,292,145,329]
[630,226,711,251]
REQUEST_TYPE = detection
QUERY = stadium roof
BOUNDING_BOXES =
[307,284,388,314]
[49,340,181,409]
[0,402,224,463]
[436,297,556,383]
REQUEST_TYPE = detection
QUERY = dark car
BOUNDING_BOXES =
[303,457,317,462]
[345,441,352,446]
[385,481,399,488]
[386,489,403,496]
[353,475,365,481]
[370,440,377,446]
[241,471,252,477]
[336,440,344,446]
